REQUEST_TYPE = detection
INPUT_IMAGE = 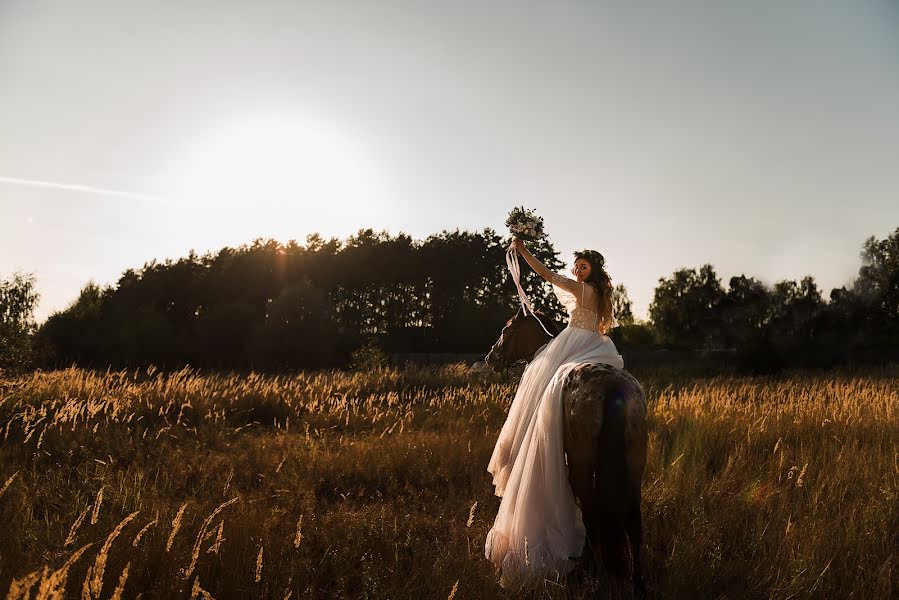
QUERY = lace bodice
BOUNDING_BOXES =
[569,306,600,332]
[550,272,616,334]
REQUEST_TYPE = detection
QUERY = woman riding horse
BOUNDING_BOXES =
[484,239,648,596]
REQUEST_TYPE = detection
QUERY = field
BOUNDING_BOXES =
[0,364,896,599]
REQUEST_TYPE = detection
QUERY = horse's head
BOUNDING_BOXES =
[485,307,557,372]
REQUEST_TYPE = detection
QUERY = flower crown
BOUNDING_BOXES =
[573,249,605,269]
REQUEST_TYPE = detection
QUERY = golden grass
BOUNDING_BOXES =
[108,561,130,600]
[0,471,17,499]
[34,541,92,600]
[293,515,303,549]
[64,506,91,547]
[254,545,264,584]
[166,503,188,553]
[184,498,240,579]
[83,510,139,599]
[0,363,896,598]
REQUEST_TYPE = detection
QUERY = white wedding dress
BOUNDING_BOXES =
[485,272,624,589]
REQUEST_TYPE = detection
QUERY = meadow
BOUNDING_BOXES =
[0,363,895,599]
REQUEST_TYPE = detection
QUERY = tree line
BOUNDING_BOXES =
[1,226,896,374]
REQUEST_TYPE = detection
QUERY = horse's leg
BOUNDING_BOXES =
[625,488,646,598]
[567,456,599,572]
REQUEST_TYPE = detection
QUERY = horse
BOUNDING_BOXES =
[485,306,648,597]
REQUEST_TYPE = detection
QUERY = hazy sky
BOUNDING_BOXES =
[2,0,898,324]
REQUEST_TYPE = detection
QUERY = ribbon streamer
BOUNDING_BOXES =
[506,243,556,338]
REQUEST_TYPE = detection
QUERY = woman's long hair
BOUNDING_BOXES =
[574,249,616,334]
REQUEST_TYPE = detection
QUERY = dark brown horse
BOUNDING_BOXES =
[486,307,648,597]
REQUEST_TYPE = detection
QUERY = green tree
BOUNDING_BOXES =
[612,283,635,327]
[30,226,572,369]
[35,281,108,368]
[195,301,259,369]
[719,275,771,347]
[648,264,725,349]
[769,276,824,340]
[249,277,338,369]
[854,227,899,336]
[0,271,40,372]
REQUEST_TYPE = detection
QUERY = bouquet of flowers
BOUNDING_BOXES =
[505,206,545,242]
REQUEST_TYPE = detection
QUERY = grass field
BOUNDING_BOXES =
[0,364,896,599]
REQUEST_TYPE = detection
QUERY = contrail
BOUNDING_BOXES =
[0,175,171,203]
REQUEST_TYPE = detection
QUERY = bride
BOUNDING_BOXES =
[485,237,625,588]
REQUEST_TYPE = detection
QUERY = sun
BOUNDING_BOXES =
[164,112,386,244]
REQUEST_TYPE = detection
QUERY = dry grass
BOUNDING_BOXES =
[0,363,896,598]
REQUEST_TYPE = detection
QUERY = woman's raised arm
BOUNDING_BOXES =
[513,239,582,298]
[512,238,554,282]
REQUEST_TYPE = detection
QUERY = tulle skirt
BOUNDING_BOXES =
[485,325,624,589]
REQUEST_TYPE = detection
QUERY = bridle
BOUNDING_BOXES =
[487,314,554,371]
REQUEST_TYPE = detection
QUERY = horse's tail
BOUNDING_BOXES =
[595,379,634,577]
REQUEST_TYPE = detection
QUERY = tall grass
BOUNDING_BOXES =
[0,364,895,598]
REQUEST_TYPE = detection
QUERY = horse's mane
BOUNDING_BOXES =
[530,310,562,336]
[506,308,562,337]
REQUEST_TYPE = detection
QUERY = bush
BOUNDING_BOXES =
[611,322,658,352]
[736,329,786,375]
[350,339,389,370]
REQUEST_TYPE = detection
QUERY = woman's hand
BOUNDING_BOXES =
[510,237,551,280]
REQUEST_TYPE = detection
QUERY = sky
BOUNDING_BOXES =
[2,0,898,324]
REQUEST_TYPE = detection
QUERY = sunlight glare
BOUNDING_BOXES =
[166,113,385,243]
